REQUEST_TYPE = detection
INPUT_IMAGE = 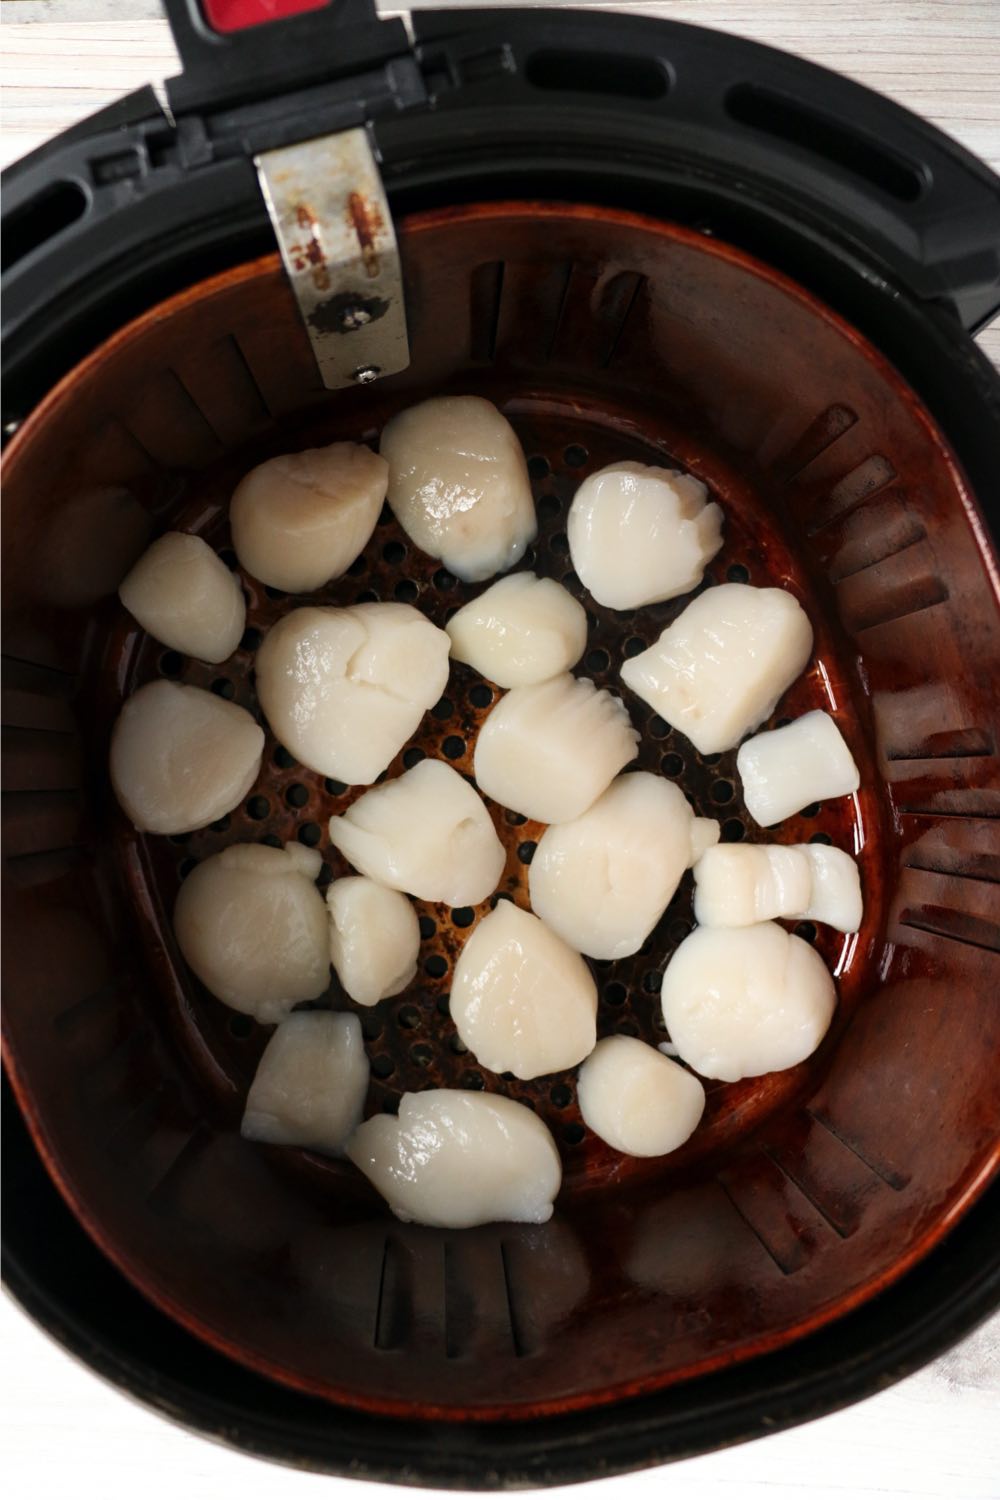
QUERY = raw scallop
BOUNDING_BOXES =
[693,841,862,932]
[173,842,329,1023]
[118,531,245,663]
[380,396,537,581]
[347,1089,562,1227]
[242,1011,369,1156]
[577,1036,706,1157]
[328,758,505,906]
[737,710,860,825]
[620,583,813,754]
[661,922,837,1082]
[446,572,587,687]
[327,876,420,1006]
[568,461,723,610]
[255,603,450,784]
[229,441,387,592]
[450,901,597,1079]
[110,679,263,835]
[474,674,638,823]
[529,772,720,959]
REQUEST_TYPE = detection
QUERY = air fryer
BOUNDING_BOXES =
[2,1,999,1488]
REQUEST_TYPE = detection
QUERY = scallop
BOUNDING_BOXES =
[110,679,264,835]
[255,603,450,784]
[380,395,537,582]
[347,1089,562,1227]
[451,901,597,1079]
[229,441,387,592]
[661,922,837,1082]
[577,1036,706,1157]
[693,841,862,932]
[241,1011,369,1156]
[474,674,638,824]
[327,876,420,1006]
[446,572,587,687]
[568,461,723,610]
[173,842,329,1023]
[620,583,813,755]
[737,710,860,825]
[118,531,245,663]
[529,772,720,959]
[328,758,505,906]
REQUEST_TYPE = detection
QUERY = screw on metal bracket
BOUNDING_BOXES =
[256,128,409,392]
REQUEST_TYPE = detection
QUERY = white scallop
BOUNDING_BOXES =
[529,772,719,960]
[693,841,862,932]
[474,674,638,824]
[173,841,329,1023]
[800,844,864,933]
[661,922,837,1082]
[327,876,420,1007]
[255,603,450,784]
[347,1089,562,1227]
[737,710,860,826]
[568,461,723,610]
[118,531,245,663]
[380,395,537,582]
[230,441,387,592]
[110,679,263,835]
[577,1036,706,1157]
[620,583,813,755]
[451,901,597,1080]
[445,571,587,687]
[241,1011,369,1156]
[328,759,505,906]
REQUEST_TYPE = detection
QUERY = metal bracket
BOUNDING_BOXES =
[256,127,409,390]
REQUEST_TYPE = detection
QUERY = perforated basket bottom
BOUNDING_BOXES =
[120,383,873,1200]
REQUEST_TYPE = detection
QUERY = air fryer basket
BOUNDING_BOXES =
[4,197,999,1417]
[3,0,1000,1484]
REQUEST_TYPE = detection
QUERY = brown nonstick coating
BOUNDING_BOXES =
[2,204,998,1418]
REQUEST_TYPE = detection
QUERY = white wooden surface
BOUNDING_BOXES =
[2,3,999,1497]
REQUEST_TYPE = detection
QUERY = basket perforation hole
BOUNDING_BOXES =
[209,814,231,833]
[397,1005,421,1030]
[517,841,536,865]
[469,683,493,708]
[443,735,466,760]
[564,444,588,468]
[298,822,321,847]
[562,1122,586,1145]
[604,982,627,1006]
[432,697,453,720]
[361,1013,383,1042]
[726,562,750,583]
[418,915,436,939]
[324,778,347,796]
[642,970,662,993]
[528,455,550,479]
[549,1083,572,1108]
[433,568,456,591]
[356,588,379,604]
[810,831,834,846]
[347,555,367,577]
[661,751,684,776]
[722,817,745,842]
[452,907,475,928]
[394,579,419,603]
[425,955,448,979]
[711,779,735,805]
[794,921,818,943]
[551,532,570,555]
[240,627,261,652]
[411,1043,433,1066]
[461,1070,485,1090]
[449,1034,468,1055]
[585,648,609,673]
[403,746,426,769]
[273,745,295,769]
[285,782,309,809]
[247,795,269,820]
[371,1055,395,1080]
[505,810,527,826]
[538,494,561,519]
[382,540,406,564]
[623,636,646,658]
[159,651,184,677]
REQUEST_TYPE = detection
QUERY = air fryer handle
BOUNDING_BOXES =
[160,0,407,112]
